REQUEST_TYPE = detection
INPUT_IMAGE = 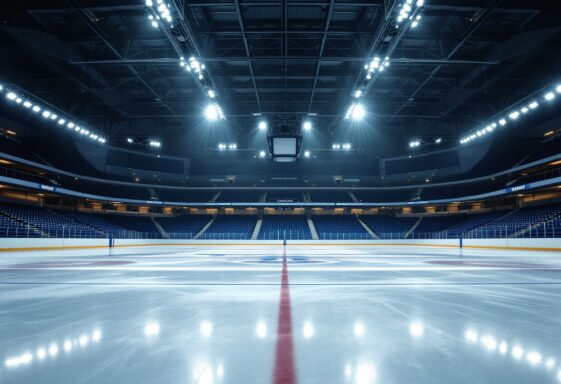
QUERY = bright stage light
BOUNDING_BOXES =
[302,121,312,131]
[205,103,225,121]
[258,121,267,130]
[351,104,365,120]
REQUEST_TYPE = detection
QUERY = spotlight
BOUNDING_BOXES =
[302,121,312,131]
[351,104,365,120]
[204,103,225,120]
[57,118,66,125]
[149,140,161,148]
[409,140,420,148]
[218,143,226,150]
[545,92,555,101]
[304,150,310,158]
[557,84,561,94]
[42,110,51,119]
[258,121,267,130]
[32,105,41,113]
[529,101,539,109]
[498,119,507,126]
[259,150,266,158]
[509,111,520,120]
[354,89,363,98]
[23,101,32,108]
[342,143,352,150]
[6,92,17,101]
[332,143,341,150]
[434,137,442,144]
[228,143,237,150]
[127,137,134,143]
[207,89,216,98]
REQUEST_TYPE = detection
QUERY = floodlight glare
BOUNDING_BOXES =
[434,137,442,144]
[218,143,226,150]
[23,101,32,108]
[354,89,362,98]
[259,150,266,158]
[207,89,216,98]
[498,119,507,126]
[545,92,555,101]
[32,105,41,113]
[556,84,561,94]
[304,150,310,158]
[204,103,224,120]
[303,121,312,131]
[127,137,134,143]
[509,111,520,120]
[351,104,366,120]
[258,121,267,130]
[529,101,539,109]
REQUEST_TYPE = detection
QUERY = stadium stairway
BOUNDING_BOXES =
[252,217,263,240]
[357,216,378,239]
[307,214,319,240]
[151,216,169,239]
[194,216,216,239]
[406,217,423,238]
[348,192,359,203]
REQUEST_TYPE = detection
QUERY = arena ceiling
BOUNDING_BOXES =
[0,0,560,158]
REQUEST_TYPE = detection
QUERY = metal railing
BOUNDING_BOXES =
[0,223,558,239]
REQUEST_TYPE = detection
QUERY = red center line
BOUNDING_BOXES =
[273,246,297,384]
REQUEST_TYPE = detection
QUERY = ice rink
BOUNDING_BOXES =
[1,244,561,383]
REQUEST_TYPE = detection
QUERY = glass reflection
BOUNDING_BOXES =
[200,321,213,338]
[409,322,424,338]
[4,328,102,369]
[256,321,267,339]
[303,321,315,339]
[144,322,160,337]
[464,327,559,381]
[354,322,365,338]
[344,361,377,384]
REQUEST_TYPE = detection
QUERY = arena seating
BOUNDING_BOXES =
[354,190,413,203]
[215,190,262,203]
[308,191,353,202]
[312,215,369,239]
[258,215,311,239]
[360,215,417,238]
[104,214,161,237]
[0,203,100,237]
[472,203,561,237]
[156,189,217,202]
[201,215,257,239]
[60,211,129,236]
[266,191,303,202]
[413,215,468,234]
[444,210,509,236]
[155,215,212,237]
[1,201,560,239]
[0,212,42,237]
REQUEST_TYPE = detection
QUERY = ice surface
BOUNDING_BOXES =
[1,244,561,383]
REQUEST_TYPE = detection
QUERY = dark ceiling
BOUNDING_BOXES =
[0,0,560,159]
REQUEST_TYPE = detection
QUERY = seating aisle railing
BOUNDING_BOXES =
[0,223,558,239]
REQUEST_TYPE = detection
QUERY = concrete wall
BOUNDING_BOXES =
[0,238,560,251]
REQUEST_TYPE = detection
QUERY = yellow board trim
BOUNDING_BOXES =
[1,242,561,252]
